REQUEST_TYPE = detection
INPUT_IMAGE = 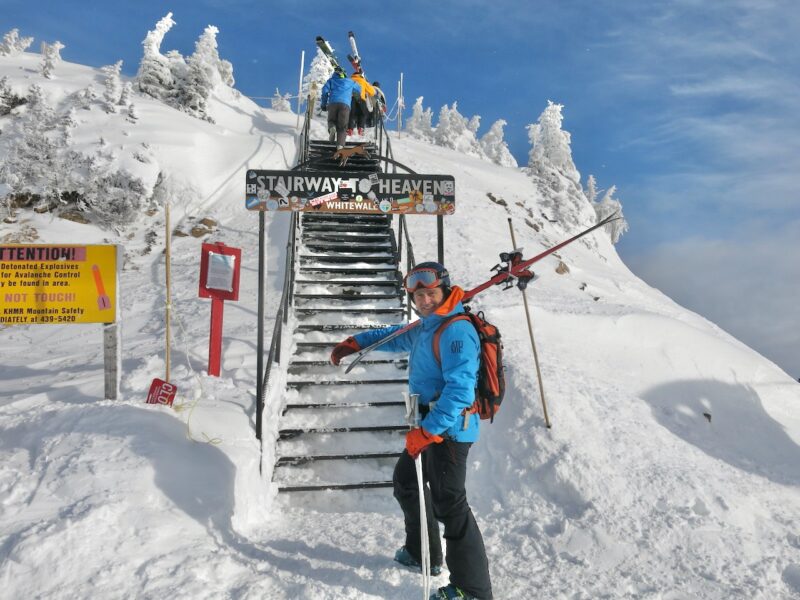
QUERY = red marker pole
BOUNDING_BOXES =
[208,296,225,376]
[198,242,241,378]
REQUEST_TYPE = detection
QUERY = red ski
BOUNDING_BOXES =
[343,213,619,373]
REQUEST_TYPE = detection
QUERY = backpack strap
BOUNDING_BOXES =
[432,314,472,365]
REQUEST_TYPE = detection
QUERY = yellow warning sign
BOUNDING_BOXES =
[0,245,117,325]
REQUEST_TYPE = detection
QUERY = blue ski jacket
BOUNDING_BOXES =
[321,75,362,107]
[352,288,481,442]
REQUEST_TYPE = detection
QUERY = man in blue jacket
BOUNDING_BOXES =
[320,66,362,149]
[331,262,493,600]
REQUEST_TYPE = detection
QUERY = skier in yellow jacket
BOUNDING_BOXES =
[348,69,376,137]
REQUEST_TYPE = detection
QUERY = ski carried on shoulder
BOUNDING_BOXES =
[316,35,342,70]
[347,30,363,73]
[344,212,621,373]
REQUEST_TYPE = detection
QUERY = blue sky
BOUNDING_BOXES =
[3,0,798,377]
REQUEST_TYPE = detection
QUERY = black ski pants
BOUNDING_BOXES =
[393,441,493,600]
[348,97,369,130]
[326,103,350,148]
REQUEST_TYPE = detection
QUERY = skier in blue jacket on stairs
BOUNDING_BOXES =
[331,262,494,600]
[320,66,362,150]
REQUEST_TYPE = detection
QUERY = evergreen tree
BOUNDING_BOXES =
[127,103,139,124]
[271,89,292,112]
[585,174,598,203]
[0,76,27,116]
[433,102,485,158]
[527,100,580,184]
[404,96,434,141]
[0,29,33,56]
[467,115,481,135]
[101,61,123,113]
[175,25,234,121]
[39,41,65,79]
[73,85,98,110]
[480,119,518,168]
[135,13,176,100]
[119,81,133,107]
[302,48,333,115]
[593,184,629,243]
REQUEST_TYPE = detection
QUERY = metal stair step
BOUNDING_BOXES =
[299,255,395,264]
[302,231,394,246]
[278,424,408,439]
[282,400,406,411]
[275,451,402,467]
[294,307,405,315]
[293,323,398,331]
[298,266,397,274]
[302,223,391,232]
[294,280,400,288]
[289,359,406,368]
[277,480,393,493]
[294,293,400,301]
[287,379,408,388]
[302,244,393,254]
[302,213,388,223]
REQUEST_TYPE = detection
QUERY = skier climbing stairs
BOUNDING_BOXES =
[273,140,410,493]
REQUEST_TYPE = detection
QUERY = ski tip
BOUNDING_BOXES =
[316,36,324,41]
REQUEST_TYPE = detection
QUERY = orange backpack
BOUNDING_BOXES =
[432,309,505,422]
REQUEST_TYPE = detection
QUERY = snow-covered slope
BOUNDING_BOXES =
[1,54,799,599]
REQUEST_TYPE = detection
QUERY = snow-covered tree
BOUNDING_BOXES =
[0,76,26,116]
[433,102,485,158]
[119,81,133,107]
[39,41,65,79]
[0,85,64,208]
[593,184,629,243]
[404,96,434,142]
[127,103,138,123]
[135,13,176,100]
[302,48,334,101]
[271,89,292,112]
[527,100,580,185]
[101,61,123,113]
[467,115,481,135]
[174,25,235,121]
[60,107,77,144]
[479,119,518,168]
[73,84,98,110]
[0,29,33,56]
[585,174,598,203]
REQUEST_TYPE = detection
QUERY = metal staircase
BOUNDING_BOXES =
[272,137,411,493]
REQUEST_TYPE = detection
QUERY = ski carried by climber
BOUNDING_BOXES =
[320,66,362,150]
[331,262,494,600]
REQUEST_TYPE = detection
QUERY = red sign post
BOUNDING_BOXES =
[198,242,242,377]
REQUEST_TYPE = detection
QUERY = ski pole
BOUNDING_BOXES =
[508,218,551,428]
[410,393,431,598]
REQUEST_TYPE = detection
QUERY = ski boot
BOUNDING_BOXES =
[394,546,442,576]
[430,584,479,599]
[358,127,364,136]
[346,128,354,136]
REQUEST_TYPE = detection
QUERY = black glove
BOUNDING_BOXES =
[320,104,327,111]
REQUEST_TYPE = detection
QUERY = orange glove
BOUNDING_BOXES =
[405,427,443,458]
[330,336,360,366]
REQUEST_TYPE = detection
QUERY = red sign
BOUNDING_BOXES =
[146,378,178,407]
[198,242,241,301]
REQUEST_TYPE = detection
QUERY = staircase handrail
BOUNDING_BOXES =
[257,96,313,442]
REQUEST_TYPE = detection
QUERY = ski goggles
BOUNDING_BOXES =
[403,268,445,293]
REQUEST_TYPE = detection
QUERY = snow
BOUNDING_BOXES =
[1,51,799,599]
